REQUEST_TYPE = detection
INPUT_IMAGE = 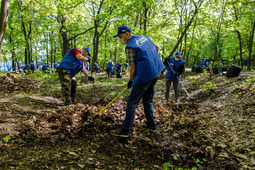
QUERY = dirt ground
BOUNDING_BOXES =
[0,71,254,169]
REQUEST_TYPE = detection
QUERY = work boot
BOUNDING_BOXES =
[110,129,129,138]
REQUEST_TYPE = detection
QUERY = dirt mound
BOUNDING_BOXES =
[0,75,43,93]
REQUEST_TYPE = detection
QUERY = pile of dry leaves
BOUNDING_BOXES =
[0,75,42,93]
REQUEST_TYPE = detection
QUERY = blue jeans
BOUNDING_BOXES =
[120,77,158,134]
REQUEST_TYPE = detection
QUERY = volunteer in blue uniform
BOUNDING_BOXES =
[106,60,114,79]
[110,25,165,138]
[164,52,185,103]
[123,62,129,71]
[115,60,122,78]
[94,62,100,73]
[30,61,35,73]
[42,64,50,73]
[58,47,94,105]
[23,65,29,73]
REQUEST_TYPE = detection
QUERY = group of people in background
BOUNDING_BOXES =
[57,25,185,138]
[85,62,101,73]
[22,61,59,73]
[105,60,129,79]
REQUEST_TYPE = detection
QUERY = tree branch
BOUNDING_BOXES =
[68,26,95,41]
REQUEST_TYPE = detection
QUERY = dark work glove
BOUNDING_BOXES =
[88,76,94,81]
[128,80,133,89]
[174,72,179,77]
[87,57,91,63]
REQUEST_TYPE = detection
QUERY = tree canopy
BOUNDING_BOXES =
[0,0,254,70]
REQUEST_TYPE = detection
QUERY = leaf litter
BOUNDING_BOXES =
[0,73,254,169]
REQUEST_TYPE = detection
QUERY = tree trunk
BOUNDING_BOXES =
[233,48,238,65]
[252,53,255,69]
[233,4,243,68]
[18,0,32,65]
[9,32,16,71]
[143,2,148,34]
[0,0,10,57]
[61,29,68,57]
[103,30,108,70]
[210,0,226,79]
[237,30,243,68]
[247,19,255,71]
[186,23,196,67]
[92,22,99,72]
[58,15,69,57]
[46,35,49,65]
[114,40,117,63]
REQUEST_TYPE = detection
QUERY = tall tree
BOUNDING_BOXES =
[89,0,115,71]
[233,3,243,68]
[210,0,226,78]
[0,0,10,57]
[168,0,203,58]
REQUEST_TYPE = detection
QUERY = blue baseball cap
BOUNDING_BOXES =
[113,25,131,38]
[83,47,91,56]
[175,52,182,57]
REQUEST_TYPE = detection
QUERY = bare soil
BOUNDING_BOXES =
[0,71,254,169]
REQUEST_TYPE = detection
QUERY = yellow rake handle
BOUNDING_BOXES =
[96,87,128,116]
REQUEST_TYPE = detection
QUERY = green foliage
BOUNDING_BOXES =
[2,0,255,69]
[200,82,217,94]
[157,154,164,160]
[244,75,255,85]
[3,135,11,143]
[163,162,171,170]
[192,157,203,168]
[162,161,198,170]
[30,72,59,84]
[245,148,255,155]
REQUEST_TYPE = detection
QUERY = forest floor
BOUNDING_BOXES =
[0,69,254,169]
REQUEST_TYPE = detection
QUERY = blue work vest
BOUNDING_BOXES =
[116,63,122,70]
[30,63,35,69]
[126,35,164,86]
[107,61,114,69]
[165,57,185,81]
[58,48,84,76]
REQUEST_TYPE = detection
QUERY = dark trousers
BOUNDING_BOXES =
[120,77,158,134]
[165,79,179,102]
[58,68,77,105]
[107,68,113,78]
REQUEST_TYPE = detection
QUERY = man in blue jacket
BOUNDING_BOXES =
[94,62,100,73]
[110,25,165,138]
[164,52,185,103]
[30,61,35,73]
[106,60,114,79]
[42,64,51,73]
[58,47,94,105]
[115,60,122,78]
